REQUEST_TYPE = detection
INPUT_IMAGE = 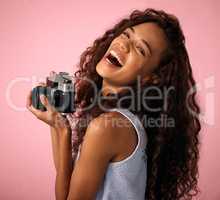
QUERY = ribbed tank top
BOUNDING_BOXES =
[76,108,148,200]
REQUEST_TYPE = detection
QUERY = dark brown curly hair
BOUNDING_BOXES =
[67,8,201,200]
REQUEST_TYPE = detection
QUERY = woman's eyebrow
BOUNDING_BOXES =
[141,39,152,55]
[129,27,152,55]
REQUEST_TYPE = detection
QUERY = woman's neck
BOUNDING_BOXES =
[101,79,123,97]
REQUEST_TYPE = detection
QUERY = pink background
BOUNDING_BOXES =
[0,0,219,199]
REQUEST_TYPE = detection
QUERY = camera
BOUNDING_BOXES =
[31,72,75,116]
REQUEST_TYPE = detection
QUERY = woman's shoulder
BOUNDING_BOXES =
[89,110,134,132]
[86,110,136,147]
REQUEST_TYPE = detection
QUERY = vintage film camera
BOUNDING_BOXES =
[31,72,75,116]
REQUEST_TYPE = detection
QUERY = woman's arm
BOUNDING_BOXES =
[50,126,60,172]
[65,113,121,200]
[53,113,120,200]
[55,127,74,200]
[56,111,135,200]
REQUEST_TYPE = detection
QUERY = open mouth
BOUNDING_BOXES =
[105,51,123,67]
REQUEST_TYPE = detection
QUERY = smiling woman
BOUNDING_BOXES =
[27,8,201,200]
[64,8,201,200]
[96,22,168,89]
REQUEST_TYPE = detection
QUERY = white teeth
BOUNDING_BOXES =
[109,50,123,66]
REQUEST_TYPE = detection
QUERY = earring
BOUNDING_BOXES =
[151,74,160,84]
[141,74,160,86]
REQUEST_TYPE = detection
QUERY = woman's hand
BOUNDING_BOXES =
[26,82,70,133]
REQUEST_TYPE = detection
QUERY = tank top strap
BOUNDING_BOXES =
[109,108,148,151]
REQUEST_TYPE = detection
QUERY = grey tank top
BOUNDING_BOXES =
[76,108,148,200]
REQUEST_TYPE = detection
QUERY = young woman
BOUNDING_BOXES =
[26,8,201,200]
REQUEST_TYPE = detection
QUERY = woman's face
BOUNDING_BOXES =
[96,22,168,87]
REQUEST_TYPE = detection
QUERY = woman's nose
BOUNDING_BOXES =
[118,41,129,53]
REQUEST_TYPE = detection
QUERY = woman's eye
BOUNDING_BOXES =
[136,46,145,56]
[122,32,130,38]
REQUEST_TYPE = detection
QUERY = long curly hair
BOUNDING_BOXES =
[66,8,201,200]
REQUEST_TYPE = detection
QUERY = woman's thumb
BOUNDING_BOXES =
[40,94,55,112]
[40,94,48,107]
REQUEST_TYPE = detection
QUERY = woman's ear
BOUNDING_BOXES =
[141,74,160,85]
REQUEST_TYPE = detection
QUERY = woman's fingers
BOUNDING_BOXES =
[26,82,46,111]
[37,82,46,87]
[26,90,45,118]
[27,104,44,119]
[39,94,51,111]
[26,91,55,126]
[26,82,53,115]
[39,94,56,113]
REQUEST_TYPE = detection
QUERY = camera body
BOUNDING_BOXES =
[31,72,75,115]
